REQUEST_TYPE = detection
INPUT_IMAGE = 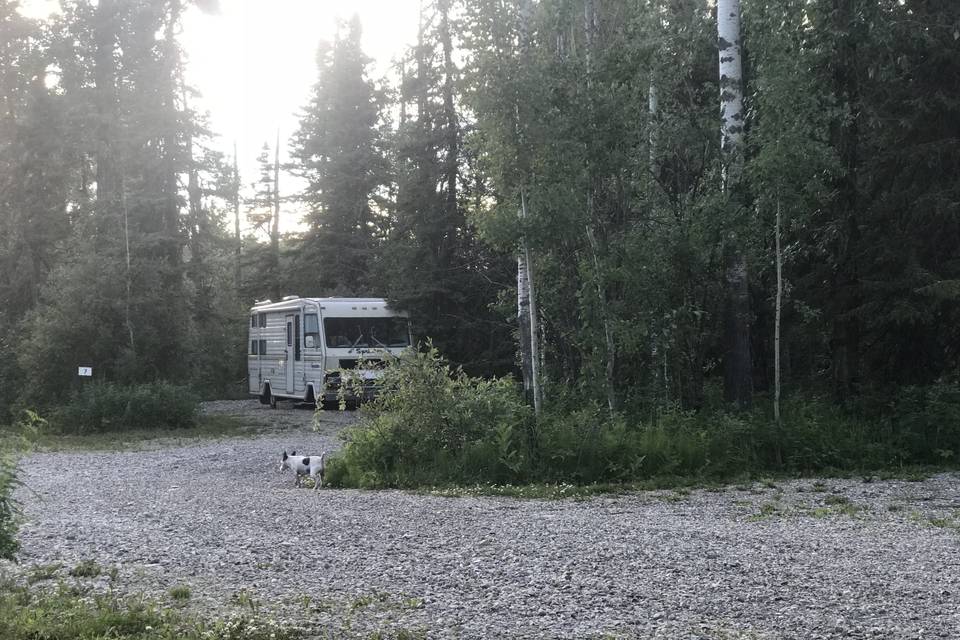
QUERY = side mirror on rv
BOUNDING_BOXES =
[305,336,315,348]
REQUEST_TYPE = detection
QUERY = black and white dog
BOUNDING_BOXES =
[279,450,326,490]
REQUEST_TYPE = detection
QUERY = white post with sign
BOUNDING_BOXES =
[78,366,93,377]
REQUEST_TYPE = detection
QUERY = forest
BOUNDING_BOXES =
[1,0,959,473]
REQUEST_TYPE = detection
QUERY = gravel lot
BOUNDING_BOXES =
[4,399,960,639]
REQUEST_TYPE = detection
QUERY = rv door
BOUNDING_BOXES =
[285,314,296,394]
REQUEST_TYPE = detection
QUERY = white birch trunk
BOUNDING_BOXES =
[517,249,532,400]
[648,76,658,173]
[718,0,752,408]
[717,0,744,184]
[516,0,542,416]
[521,190,542,415]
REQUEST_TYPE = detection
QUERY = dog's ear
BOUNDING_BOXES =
[291,450,296,456]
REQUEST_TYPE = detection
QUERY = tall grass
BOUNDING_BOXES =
[50,382,200,434]
[324,349,960,488]
[0,410,37,560]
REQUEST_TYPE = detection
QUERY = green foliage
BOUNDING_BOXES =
[0,450,19,560]
[69,559,102,578]
[290,15,390,296]
[376,1,516,378]
[49,382,200,435]
[329,349,960,487]
[0,407,40,560]
[324,346,531,487]
[168,585,191,602]
[1,0,958,440]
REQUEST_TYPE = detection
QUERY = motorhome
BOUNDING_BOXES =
[248,296,410,407]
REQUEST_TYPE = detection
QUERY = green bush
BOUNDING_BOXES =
[0,410,39,560]
[0,452,19,560]
[326,355,960,489]
[324,346,532,488]
[50,382,200,434]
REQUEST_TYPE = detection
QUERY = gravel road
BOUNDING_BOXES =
[5,400,960,639]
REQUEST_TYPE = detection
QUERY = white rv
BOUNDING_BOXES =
[248,296,410,407]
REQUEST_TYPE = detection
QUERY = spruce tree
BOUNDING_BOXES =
[379,0,514,375]
[291,16,388,296]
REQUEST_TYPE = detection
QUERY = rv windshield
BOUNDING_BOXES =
[324,317,410,349]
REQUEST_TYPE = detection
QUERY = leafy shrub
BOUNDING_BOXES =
[327,358,960,489]
[0,451,19,560]
[324,346,532,487]
[50,382,200,434]
[0,409,39,560]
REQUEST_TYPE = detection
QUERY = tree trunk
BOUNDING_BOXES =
[717,0,744,180]
[183,85,204,306]
[439,0,458,223]
[773,193,784,466]
[271,130,281,299]
[233,142,241,290]
[830,0,862,400]
[774,195,782,426]
[161,3,183,272]
[722,248,752,407]
[517,250,534,401]
[583,0,618,413]
[586,220,617,413]
[717,0,751,408]
[648,75,658,174]
[92,0,119,226]
[516,0,542,415]
[521,190,542,415]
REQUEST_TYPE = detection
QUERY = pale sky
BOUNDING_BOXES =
[18,0,422,232]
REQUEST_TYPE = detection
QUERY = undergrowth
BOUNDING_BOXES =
[0,580,298,640]
[49,382,200,434]
[323,347,960,489]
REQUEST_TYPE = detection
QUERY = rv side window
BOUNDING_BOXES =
[258,313,267,328]
[250,340,258,355]
[259,339,267,355]
[250,315,256,328]
[304,314,320,348]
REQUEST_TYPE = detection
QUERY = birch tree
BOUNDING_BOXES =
[517,0,542,414]
[717,0,752,408]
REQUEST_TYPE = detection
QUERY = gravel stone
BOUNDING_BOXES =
[4,400,960,638]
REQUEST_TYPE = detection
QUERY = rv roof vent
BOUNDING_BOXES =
[282,295,300,301]
[255,299,272,305]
